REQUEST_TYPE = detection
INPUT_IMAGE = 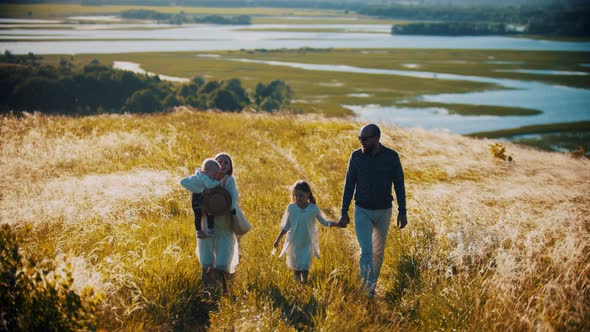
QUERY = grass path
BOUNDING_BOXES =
[1,109,589,330]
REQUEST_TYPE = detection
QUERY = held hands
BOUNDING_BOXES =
[335,214,350,228]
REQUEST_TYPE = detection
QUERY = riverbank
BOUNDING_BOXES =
[470,121,590,154]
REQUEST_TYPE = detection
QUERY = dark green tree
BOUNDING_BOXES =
[209,89,242,112]
[254,80,292,111]
[124,89,162,113]
[200,80,221,94]
[223,79,250,107]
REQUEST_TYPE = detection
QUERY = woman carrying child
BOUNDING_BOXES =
[196,152,243,293]
[273,180,337,283]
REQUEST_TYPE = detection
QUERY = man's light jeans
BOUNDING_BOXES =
[354,206,392,292]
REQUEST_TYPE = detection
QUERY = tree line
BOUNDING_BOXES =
[392,22,516,36]
[359,4,543,23]
[0,52,291,115]
[120,10,251,25]
[366,4,589,37]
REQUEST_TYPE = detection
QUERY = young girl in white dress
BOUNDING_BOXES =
[273,180,337,283]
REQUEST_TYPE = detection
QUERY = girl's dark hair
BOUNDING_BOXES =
[292,180,316,205]
[215,152,233,176]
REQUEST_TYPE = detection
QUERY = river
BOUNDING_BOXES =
[2,22,590,54]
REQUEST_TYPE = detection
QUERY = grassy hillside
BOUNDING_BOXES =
[1,109,589,330]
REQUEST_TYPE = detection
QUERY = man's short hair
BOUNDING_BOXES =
[366,124,381,138]
[202,158,220,173]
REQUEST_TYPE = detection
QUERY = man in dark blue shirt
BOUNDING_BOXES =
[338,123,407,298]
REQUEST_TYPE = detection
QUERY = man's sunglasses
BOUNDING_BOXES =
[358,135,375,142]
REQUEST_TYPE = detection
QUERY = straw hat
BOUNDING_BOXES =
[202,187,232,216]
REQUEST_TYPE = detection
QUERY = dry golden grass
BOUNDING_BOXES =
[1,109,588,330]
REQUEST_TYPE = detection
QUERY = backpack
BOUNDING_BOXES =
[202,186,233,216]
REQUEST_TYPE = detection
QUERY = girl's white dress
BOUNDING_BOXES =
[196,175,240,273]
[279,203,332,271]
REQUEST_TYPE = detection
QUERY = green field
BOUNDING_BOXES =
[0,4,341,18]
[39,48,588,118]
[42,50,500,117]
[0,4,392,25]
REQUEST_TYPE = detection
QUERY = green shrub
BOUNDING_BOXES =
[0,225,100,331]
[254,80,292,112]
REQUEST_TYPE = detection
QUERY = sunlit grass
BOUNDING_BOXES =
[1,109,589,330]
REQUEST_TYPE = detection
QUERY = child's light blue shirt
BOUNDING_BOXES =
[180,169,219,193]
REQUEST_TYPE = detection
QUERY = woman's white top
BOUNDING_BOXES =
[279,203,332,270]
[196,175,240,273]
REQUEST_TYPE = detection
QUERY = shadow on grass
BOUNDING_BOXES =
[267,285,318,330]
[171,292,218,331]
[149,273,220,332]
[384,253,422,306]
